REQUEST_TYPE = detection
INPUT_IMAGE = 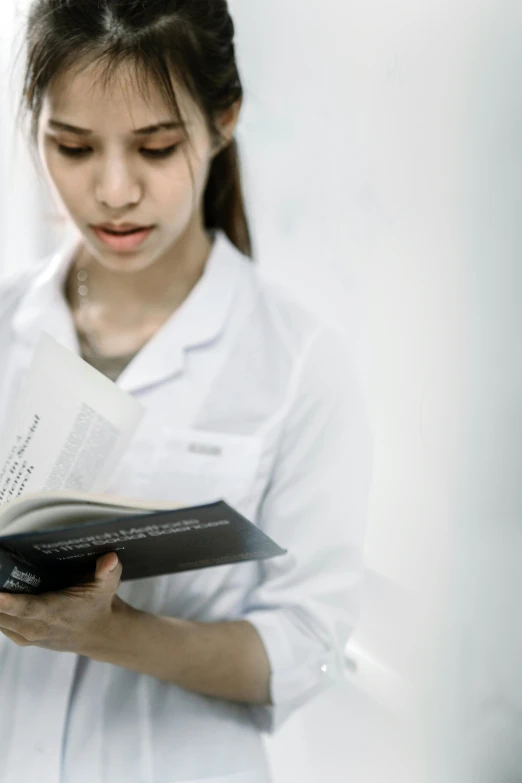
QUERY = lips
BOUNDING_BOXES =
[91,225,155,251]
[95,223,151,234]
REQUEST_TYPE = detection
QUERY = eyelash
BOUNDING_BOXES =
[56,144,179,160]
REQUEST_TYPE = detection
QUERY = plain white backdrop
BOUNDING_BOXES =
[1,1,522,781]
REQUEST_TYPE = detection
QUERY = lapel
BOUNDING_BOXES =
[11,231,245,395]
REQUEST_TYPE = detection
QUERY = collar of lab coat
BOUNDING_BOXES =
[11,230,244,394]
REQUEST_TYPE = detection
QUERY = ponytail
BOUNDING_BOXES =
[204,140,252,258]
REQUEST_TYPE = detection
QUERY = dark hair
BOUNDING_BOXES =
[19,0,253,258]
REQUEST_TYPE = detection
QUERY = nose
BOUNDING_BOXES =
[94,155,142,210]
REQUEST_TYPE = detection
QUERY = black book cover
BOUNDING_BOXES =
[0,501,287,594]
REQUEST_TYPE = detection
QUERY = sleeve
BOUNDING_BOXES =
[241,324,375,734]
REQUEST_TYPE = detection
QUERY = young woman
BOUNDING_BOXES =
[0,2,374,782]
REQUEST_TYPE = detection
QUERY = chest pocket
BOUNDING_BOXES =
[142,428,264,515]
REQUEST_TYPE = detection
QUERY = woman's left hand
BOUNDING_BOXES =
[0,552,124,655]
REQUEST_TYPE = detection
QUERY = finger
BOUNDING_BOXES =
[94,552,122,587]
[0,612,24,633]
[0,628,31,646]
[0,592,39,619]
[0,612,41,639]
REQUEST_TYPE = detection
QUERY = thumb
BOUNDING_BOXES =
[94,552,122,587]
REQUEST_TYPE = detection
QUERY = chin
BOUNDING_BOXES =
[95,253,160,274]
[86,237,165,274]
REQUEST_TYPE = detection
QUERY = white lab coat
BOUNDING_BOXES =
[0,231,374,783]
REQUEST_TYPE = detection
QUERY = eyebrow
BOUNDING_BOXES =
[47,120,185,136]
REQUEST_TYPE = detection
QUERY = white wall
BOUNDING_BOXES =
[231,1,467,779]
[232,1,520,781]
[0,0,65,273]
[423,3,522,781]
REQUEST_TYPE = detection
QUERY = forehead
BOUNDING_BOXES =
[40,58,197,133]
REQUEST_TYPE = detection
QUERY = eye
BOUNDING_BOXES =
[141,144,179,159]
[55,142,180,160]
[57,144,92,158]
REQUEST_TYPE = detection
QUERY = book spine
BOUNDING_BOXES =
[0,549,45,595]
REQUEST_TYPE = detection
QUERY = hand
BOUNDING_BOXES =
[0,552,124,656]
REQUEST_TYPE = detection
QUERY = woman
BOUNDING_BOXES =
[0,1,374,782]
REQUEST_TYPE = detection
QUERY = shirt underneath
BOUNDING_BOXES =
[78,332,137,381]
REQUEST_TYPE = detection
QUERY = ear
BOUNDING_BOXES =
[212,98,242,156]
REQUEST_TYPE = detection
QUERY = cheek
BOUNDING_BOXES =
[155,157,208,212]
[44,157,86,213]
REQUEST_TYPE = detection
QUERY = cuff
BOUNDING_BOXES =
[244,609,342,735]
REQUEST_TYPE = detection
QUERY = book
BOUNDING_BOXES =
[0,491,286,594]
[0,333,286,594]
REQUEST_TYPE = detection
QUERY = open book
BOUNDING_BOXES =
[0,491,285,595]
[0,335,285,594]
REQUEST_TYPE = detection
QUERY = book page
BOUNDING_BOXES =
[0,491,186,536]
[0,333,143,509]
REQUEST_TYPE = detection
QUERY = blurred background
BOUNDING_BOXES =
[2,1,522,781]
